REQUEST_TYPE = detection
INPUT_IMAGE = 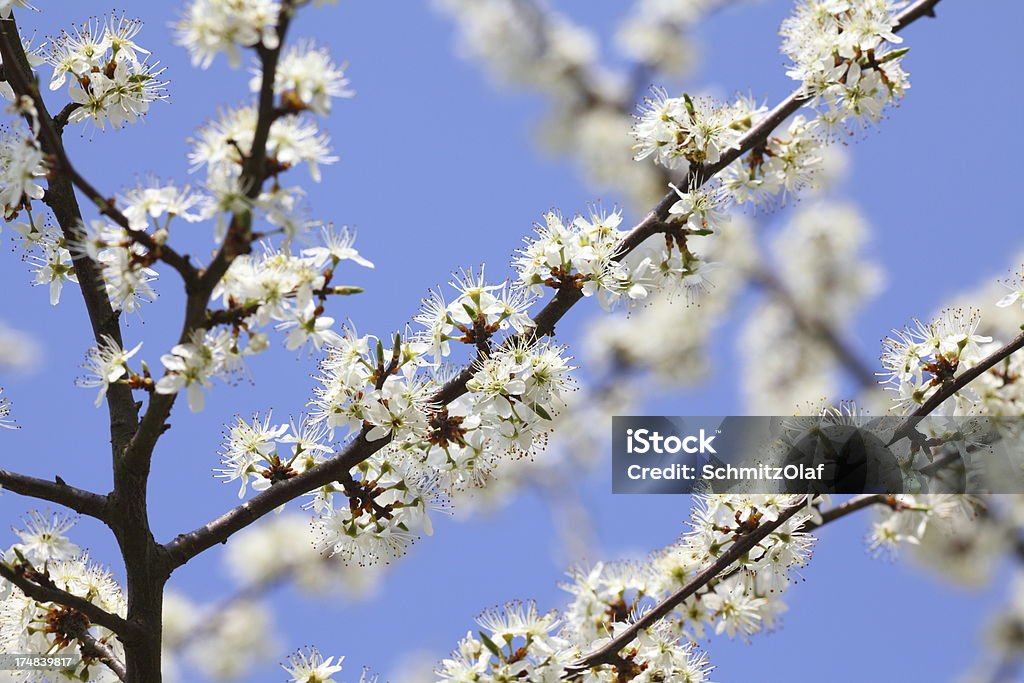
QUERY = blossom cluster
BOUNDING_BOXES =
[880,308,993,414]
[0,513,125,683]
[44,15,168,129]
[193,261,579,563]
[873,261,1024,422]
[0,126,46,220]
[3,4,357,327]
[865,494,981,560]
[217,412,330,498]
[515,209,642,303]
[781,0,911,125]
[264,39,354,116]
[9,180,201,311]
[179,261,575,563]
[434,494,817,682]
[629,0,913,228]
[306,339,572,563]
[175,0,283,69]
[155,328,256,412]
[66,226,370,413]
[632,90,753,174]
[282,647,377,683]
[438,601,571,681]
[516,202,727,312]
[18,218,77,306]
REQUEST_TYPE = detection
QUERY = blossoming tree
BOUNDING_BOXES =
[2,0,1024,681]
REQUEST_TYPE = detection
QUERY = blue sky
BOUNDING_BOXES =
[1,1,1022,681]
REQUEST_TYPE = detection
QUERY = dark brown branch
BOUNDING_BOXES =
[162,0,946,573]
[51,166,197,287]
[0,17,141,459]
[0,27,196,287]
[121,0,298,480]
[912,330,1024,418]
[164,429,381,568]
[77,630,128,682]
[565,498,809,675]
[52,101,81,132]
[0,469,108,519]
[894,0,943,29]
[565,493,892,676]
[804,493,889,530]
[0,563,136,638]
[889,330,1024,445]
[113,7,301,680]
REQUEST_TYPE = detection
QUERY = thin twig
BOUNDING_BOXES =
[52,101,81,132]
[565,493,892,676]
[0,15,141,458]
[0,26,196,286]
[77,630,128,682]
[0,469,108,520]
[804,493,888,530]
[889,330,1024,445]
[565,498,810,675]
[120,0,299,479]
[0,563,136,638]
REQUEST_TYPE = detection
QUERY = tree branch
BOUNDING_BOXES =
[565,493,891,676]
[0,563,136,638]
[164,429,379,568]
[77,630,128,682]
[161,0,946,573]
[894,0,943,29]
[889,330,1024,445]
[805,493,889,529]
[0,16,141,458]
[565,498,809,675]
[0,469,108,520]
[120,0,298,479]
[0,27,196,286]
[52,101,81,133]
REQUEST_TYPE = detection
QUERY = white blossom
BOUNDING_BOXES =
[266,40,354,115]
[176,0,282,68]
[76,335,143,407]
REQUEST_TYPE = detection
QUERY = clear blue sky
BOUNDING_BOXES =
[1,1,1021,681]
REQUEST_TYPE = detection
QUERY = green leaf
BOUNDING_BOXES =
[529,402,553,421]
[682,92,696,117]
[479,631,503,660]
[879,47,911,63]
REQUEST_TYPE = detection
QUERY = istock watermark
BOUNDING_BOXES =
[611,415,1024,495]
[625,427,718,454]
